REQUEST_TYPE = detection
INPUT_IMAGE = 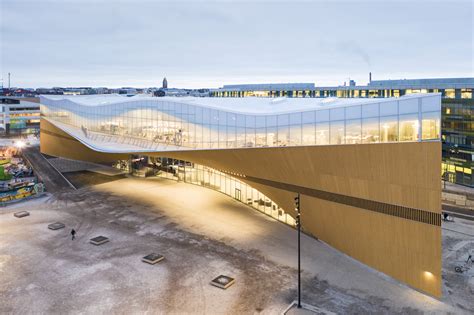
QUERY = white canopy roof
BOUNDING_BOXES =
[40,94,438,115]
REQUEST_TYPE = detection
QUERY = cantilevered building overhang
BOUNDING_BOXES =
[40,94,442,297]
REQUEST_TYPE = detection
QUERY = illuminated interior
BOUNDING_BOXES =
[40,94,441,152]
[124,157,296,226]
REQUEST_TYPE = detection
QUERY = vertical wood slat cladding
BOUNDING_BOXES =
[40,118,442,297]
[237,174,441,226]
[233,176,441,298]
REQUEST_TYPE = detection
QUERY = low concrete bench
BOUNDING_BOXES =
[90,236,109,245]
[210,275,235,289]
[142,253,165,265]
[14,211,30,218]
[48,222,65,230]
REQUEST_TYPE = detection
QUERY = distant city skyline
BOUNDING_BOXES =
[1,0,473,89]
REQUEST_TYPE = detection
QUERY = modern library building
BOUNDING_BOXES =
[40,93,443,297]
[212,77,474,187]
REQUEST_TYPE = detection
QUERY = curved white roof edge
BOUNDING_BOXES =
[40,93,441,115]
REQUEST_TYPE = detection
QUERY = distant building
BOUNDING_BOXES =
[163,77,168,89]
[0,97,40,137]
[153,90,166,97]
[63,88,92,95]
[153,88,210,97]
[1,88,37,97]
[118,88,137,96]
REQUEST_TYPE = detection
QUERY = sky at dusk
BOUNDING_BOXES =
[1,0,473,89]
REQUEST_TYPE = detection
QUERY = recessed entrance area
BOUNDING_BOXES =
[114,156,296,226]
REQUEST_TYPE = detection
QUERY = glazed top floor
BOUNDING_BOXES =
[40,93,441,117]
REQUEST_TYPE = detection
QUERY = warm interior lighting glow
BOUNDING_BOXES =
[424,271,434,280]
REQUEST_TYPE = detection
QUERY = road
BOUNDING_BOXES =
[442,204,474,221]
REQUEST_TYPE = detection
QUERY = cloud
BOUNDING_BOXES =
[1,0,472,88]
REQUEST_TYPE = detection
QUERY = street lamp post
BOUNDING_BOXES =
[294,193,301,309]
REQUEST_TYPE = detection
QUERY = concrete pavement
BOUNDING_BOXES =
[1,177,471,314]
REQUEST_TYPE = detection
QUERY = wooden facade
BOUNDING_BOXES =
[40,118,442,297]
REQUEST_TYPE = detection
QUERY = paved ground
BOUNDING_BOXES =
[0,176,472,314]
[442,204,474,221]
[63,171,126,189]
[443,182,474,197]
[441,219,474,313]
[441,182,474,220]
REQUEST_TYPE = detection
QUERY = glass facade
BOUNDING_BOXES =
[121,156,295,226]
[212,87,474,102]
[40,94,445,230]
[441,99,474,186]
[41,95,441,152]
[211,80,473,187]
[1,98,41,137]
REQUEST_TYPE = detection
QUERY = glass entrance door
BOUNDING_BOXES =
[235,188,241,201]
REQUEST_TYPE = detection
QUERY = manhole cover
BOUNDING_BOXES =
[142,253,165,265]
[48,222,65,230]
[14,211,30,218]
[90,236,109,245]
[210,275,235,289]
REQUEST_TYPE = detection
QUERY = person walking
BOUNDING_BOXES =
[71,229,76,240]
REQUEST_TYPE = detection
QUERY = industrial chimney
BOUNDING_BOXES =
[369,72,372,84]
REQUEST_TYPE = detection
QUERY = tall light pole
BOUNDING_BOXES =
[294,193,301,308]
